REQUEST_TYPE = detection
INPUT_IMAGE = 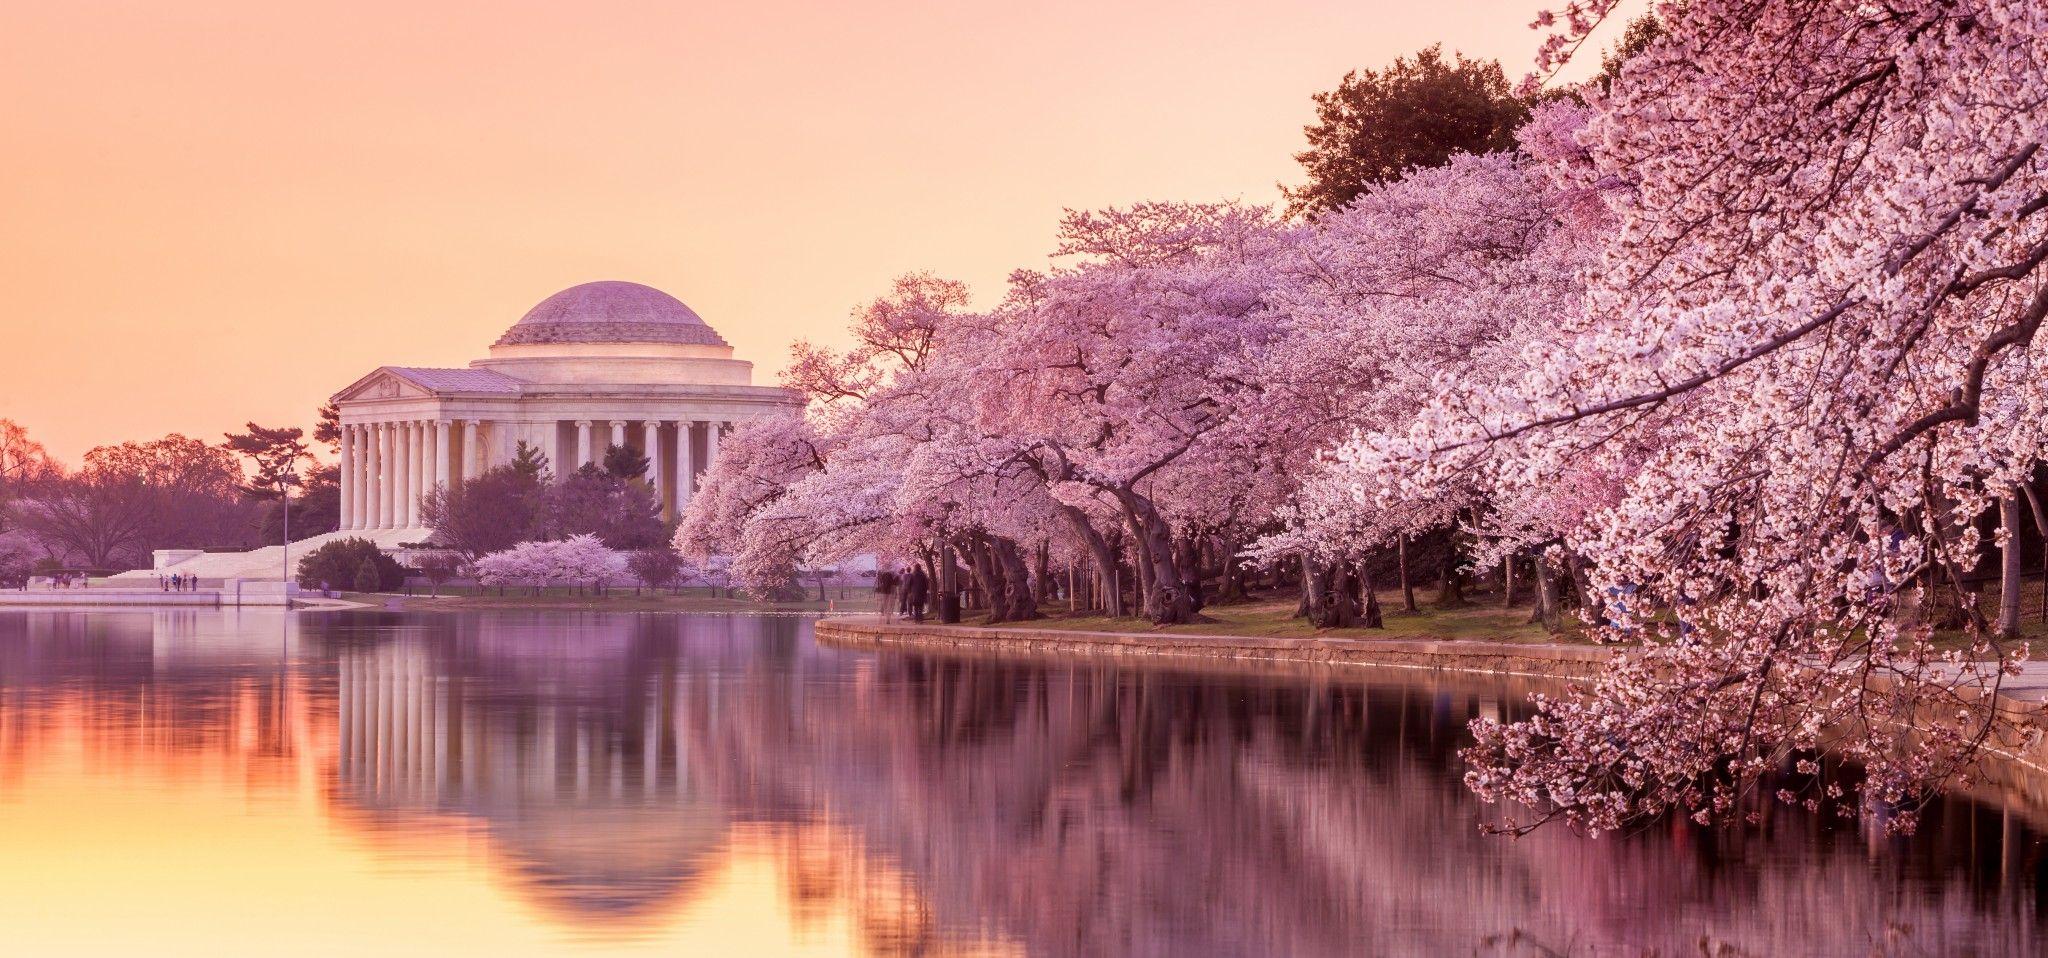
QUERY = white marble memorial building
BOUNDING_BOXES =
[331,280,801,538]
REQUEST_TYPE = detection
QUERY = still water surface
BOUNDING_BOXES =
[0,609,2042,956]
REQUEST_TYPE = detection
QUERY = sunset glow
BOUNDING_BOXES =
[1,0,1618,463]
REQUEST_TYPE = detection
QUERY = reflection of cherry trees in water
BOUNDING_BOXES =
[727,655,2048,957]
[0,610,309,792]
[1,611,2043,955]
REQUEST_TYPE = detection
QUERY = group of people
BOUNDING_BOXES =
[874,565,931,622]
[158,573,203,592]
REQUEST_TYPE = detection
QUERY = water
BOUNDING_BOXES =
[0,610,2041,956]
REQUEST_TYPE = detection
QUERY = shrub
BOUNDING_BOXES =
[298,537,406,592]
[414,552,463,595]
[352,558,382,594]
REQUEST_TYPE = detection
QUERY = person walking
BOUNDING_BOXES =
[904,566,930,623]
[875,567,899,620]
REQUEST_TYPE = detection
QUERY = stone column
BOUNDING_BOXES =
[338,424,356,531]
[432,420,450,497]
[705,421,723,471]
[401,421,418,528]
[389,422,408,529]
[352,425,370,530]
[643,420,663,515]
[540,420,561,477]
[467,419,486,478]
[609,421,627,453]
[576,421,592,467]
[676,420,696,509]
[407,421,426,528]
[378,422,395,530]
[391,421,406,529]
[396,421,411,528]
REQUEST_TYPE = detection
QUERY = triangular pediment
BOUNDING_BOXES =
[332,368,432,403]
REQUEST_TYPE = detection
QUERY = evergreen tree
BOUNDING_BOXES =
[602,443,650,481]
[1285,45,1528,217]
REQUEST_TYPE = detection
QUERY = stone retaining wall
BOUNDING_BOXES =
[814,617,1612,679]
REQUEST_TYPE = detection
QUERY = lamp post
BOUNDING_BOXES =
[278,461,301,597]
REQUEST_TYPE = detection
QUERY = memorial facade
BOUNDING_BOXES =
[330,280,800,533]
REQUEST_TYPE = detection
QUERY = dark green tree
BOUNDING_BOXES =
[261,462,340,540]
[352,557,382,594]
[418,462,548,558]
[1285,45,1529,217]
[312,402,342,453]
[547,463,664,549]
[602,443,650,481]
[226,423,313,552]
[223,424,309,502]
[298,537,407,591]
[1594,13,1666,93]
[509,441,551,482]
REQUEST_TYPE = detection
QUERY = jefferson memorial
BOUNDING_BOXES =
[331,280,801,537]
[127,281,799,584]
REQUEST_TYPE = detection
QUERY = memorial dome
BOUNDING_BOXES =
[494,281,729,348]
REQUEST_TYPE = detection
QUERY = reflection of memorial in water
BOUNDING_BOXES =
[330,615,739,927]
[319,613,1005,952]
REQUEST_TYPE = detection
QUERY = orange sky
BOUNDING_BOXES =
[0,1,1628,464]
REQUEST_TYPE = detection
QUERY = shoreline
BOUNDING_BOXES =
[814,616,1613,679]
[814,615,2048,823]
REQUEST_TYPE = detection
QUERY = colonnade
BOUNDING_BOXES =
[337,418,730,532]
[338,419,458,532]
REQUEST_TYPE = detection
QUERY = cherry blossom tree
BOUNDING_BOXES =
[978,202,1291,623]
[1316,0,2048,835]
[474,534,628,594]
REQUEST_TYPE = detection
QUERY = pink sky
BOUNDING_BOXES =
[0,0,1629,464]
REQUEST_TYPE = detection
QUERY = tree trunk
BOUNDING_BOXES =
[998,538,1038,621]
[1502,555,1516,607]
[1328,561,1360,628]
[1120,492,1191,624]
[1174,535,1206,613]
[1294,553,1313,619]
[1359,565,1384,628]
[1999,492,2024,638]
[968,536,1006,623]
[1397,533,1418,612]
[1034,541,1052,610]
[1435,533,1465,608]
[1218,534,1245,602]
[1530,557,1561,632]
[1300,555,1330,626]
[2024,483,2048,623]
[1054,503,1123,618]
[938,541,962,623]
[1568,553,1602,624]
[1129,518,1156,615]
